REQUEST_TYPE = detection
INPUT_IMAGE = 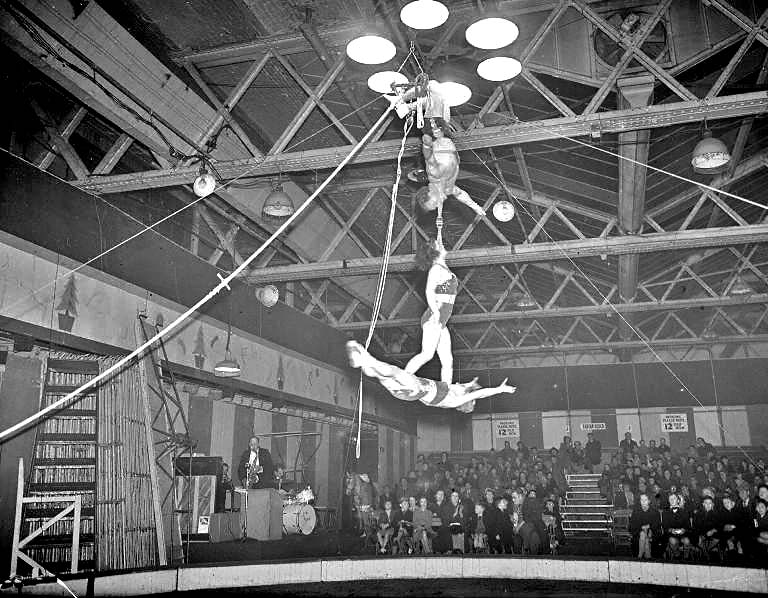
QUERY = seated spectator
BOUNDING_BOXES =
[541,496,564,554]
[696,437,715,459]
[430,488,451,554]
[512,509,542,555]
[496,497,515,553]
[719,493,743,562]
[471,502,489,553]
[412,497,435,554]
[392,497,413,555]
[753,499,768,558]
[614,482,636,509]
[378,484,397,511]
[658,437,671,456]
[447,490,465,554]
[630,494,661,559]
[661,493,691,558]
[376,499,398,554]
[695,495,721,560]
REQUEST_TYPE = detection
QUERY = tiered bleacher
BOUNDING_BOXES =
[343,436,768,567]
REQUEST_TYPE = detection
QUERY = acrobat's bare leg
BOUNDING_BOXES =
[347,341,421,389]
[404,320,441,375]
[435,329,453,384]
[452,185,486,217]
[437,378,517,410]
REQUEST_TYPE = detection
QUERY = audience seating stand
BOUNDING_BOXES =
[561,474,615,545]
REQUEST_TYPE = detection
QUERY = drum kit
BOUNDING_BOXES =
[280,486,316,535]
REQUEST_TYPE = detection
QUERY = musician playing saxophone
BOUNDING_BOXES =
[237,436,275,489]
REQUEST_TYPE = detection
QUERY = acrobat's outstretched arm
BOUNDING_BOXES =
[452,185,486,217]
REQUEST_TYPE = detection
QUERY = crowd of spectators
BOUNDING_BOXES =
[605,433,768,566]
[343,433,768,566]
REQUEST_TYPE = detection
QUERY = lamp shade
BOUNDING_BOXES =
[262,184,295,218]
[436,81,471,107]
[691,130,731,175]
[492,199,516,222]
[193,171,216,197]
[466,17,519,50]
[515,291,536,309]
[346,35,396,65]
[729,275,753,296]
[256,284,279,307]
[477,56,522,82]
[400,0,449,30]
[214,351,241,377]
[367,70,409,94]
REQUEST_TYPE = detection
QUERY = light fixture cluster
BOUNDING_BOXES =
[347,0,522,106]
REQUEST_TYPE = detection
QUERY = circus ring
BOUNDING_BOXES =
[9,556,767,597]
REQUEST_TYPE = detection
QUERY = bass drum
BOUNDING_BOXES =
[282,503,316,535]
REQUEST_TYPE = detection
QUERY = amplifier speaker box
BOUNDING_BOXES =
[208,512,241,543]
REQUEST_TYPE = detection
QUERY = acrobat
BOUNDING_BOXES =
[416,126,486,219]
[404,238,456,383]
[346,341,516,414]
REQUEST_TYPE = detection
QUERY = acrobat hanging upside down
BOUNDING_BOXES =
[346,341,516,414]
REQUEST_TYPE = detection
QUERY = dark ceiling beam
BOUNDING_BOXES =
[76,90,768,194]
[178,0,610,68]
[244,224,768,283]
[616,75,654,341]
[337,293,768,330]
[442,333,768,357]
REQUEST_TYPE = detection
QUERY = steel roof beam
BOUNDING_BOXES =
[243,223,768,283]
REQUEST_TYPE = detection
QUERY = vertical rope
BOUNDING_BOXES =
[631,358,644,441]
[356,114,414,458]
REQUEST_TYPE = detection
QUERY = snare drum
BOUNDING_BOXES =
[282,503,316,535]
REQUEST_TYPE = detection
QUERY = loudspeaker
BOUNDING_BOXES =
[240,489,282,540]
[208,512,241,543]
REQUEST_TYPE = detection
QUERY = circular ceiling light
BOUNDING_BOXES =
[477,56,522,81]
[346,35,396,65]
[492,199,516,222]
[193,171,216,197]
[691,130,731,175]
[466,17,519,50]
[437,81,472,107]
[400,0,449,30]
[367,70,409,94]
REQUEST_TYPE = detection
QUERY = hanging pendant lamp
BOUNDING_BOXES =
[193,165,216,197]
[367,70,409,94]
[214,307,241,378]
[346,34,396,65]
[477,56,522,82]
[262,182,295,218]
[400,0,449,30]
[466,16,519,50]
[691,130,731,175]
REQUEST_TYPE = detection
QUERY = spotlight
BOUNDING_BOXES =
[193,167,216,197]
[367,70,409,94]
[466,17,519,50]
[477,56,522,82]
[515,291,536,309]
[346,34,396,65]
[400,0,449,30]
[431,62,472,107]
[691,130,731,175]
[729,275,754,296]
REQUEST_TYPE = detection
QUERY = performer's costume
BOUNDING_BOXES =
[421,265,458,326]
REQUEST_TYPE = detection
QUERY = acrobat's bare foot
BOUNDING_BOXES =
[346,341,366,369]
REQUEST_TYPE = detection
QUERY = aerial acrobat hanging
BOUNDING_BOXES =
[347,341,516,414]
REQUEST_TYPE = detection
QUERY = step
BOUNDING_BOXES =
[568,483,599,488]
[567,490,602,496]
[563,528,612,533]
[561,519,611,524]
[567,474,602,481]
[566,499,611,506]
[561,503,614,509]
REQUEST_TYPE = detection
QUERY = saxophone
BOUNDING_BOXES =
[247,460,262,488]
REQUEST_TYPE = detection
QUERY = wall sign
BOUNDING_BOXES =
[580,422,606,431]
[494,418,520,439]
[661,413,689,432]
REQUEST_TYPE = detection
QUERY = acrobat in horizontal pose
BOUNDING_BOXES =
[346,340,516,414]
[416,126,486,218]
[405,238,456,383]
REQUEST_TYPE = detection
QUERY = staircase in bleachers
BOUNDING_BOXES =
[560,473,614,542]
